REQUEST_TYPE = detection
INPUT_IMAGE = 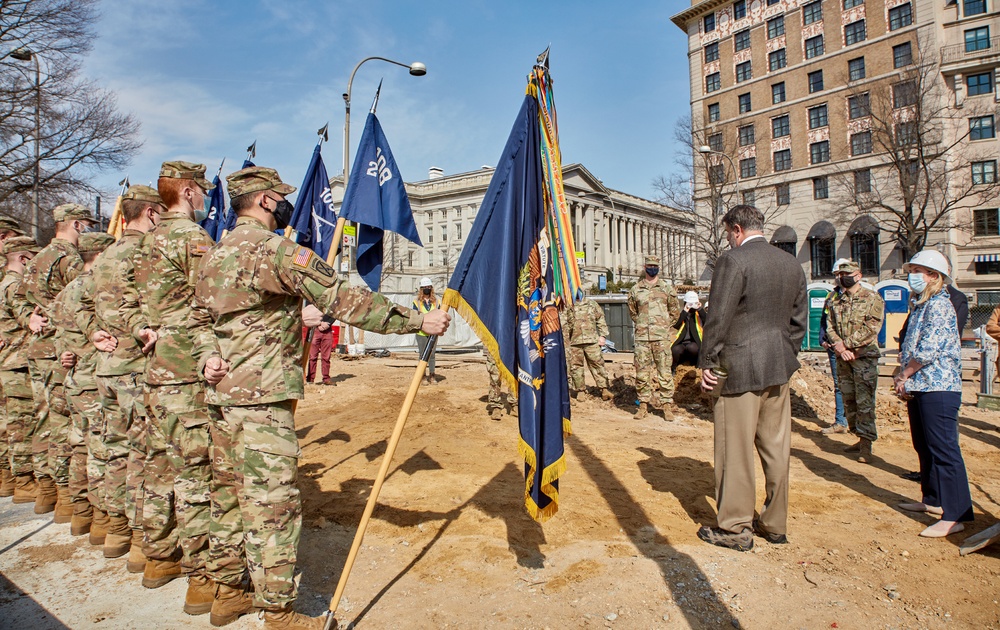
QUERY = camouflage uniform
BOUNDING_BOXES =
[189,166,427,609]
[484,347,512,414]
[0,253,37,478]
[627,259,680,406]
[561,297,610,392]
[826,275,884,443]
[133,198,215,573]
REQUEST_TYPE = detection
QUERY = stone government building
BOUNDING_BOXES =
[330,164,697,294]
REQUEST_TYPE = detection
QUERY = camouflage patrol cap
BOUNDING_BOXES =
[159,161,215,191]
[53,203,98,223]
[644,255,660,266]
[0,216,24,235]
[122,184,165,207]
[2,235,40,256]
[78,232,115,255]
[834,260,860,274]
[225,166,296,199]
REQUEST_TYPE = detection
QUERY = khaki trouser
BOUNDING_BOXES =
[712,383,791,535]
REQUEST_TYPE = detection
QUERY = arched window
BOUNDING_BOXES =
[849,216,880,275]
[807,221,836,278]
[770,225,797,256]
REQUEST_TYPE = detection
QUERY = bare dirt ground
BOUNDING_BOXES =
[1,350,999,629]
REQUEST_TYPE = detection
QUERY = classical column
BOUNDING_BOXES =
[584,204,595,265]
[573,202,583,253]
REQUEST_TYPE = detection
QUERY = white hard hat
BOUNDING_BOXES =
[832,258,851,274]
[903,250,952,284]
[419,277,433,288]
[683,291,700,305]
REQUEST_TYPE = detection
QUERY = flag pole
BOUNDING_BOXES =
[322,324,442,630]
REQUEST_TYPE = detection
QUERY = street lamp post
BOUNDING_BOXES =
[11,47,40,241]
[697,145,740,198]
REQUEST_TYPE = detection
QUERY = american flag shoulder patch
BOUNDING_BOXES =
[190,243,211,256]
[292,247,313,269]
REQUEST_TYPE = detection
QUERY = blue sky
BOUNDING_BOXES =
[85,1,691,207]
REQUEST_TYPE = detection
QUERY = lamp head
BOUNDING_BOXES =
[10,47,33,61]
[698,145,712,154]
[408,62,427,76]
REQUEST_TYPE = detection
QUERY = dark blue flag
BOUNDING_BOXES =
[287,145,338,261]
[442,95,570,522]
[200,175,227,241]
[338,112,421,291]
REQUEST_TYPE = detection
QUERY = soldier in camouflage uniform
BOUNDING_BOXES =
[50,233,114,536]
[561,296,613,401]
[484,347,514,421]
[627,255,681,420]
[22,203,97,518]
[0,236,41,503]
[826,260,885,464]
[85,185,162,562]
[0,216,26,496]
[131,163,216,611]
[189,166,451,629]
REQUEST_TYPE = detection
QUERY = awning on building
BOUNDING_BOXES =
[806,220,836,241]
[848,215,879,236]
[770,225,797,244]
[974,254,1000,262]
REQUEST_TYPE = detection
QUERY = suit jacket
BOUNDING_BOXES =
[698,237,808,395]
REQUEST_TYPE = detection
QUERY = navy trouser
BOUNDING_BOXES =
[906,391,974,522]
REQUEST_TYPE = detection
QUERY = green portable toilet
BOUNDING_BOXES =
[804,282,836,351]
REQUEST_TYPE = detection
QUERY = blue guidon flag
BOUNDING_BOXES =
[287,145,338,262]
[200,174,227,241]
[442,92,571,522]
[338,111,422,291]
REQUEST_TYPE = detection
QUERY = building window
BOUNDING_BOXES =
[803,0,823,24]
[808,70,824,93]
[441,224,448,240]
[811,238,836,278]
[975,208,999,236]
[769,49,787,71]
[893,80,917,107]
[808,104,829,129]
[889,3,912,30]
[708,102,720,122]
[965,0,987,17]
[706,72,721,93]
[855,168,872,193]
[893,42,912,68]
[966,27,991,53]
[456,223,462,240]
[709,164,726,185]
[768,16,785,39]
[967,72,994,96]
[734,0,747,19]
[734,29,751,52]
[738,124,755,146]
[805,35,825,59]
[851,131,873,155]
[736,60,753,82]
[704,13,716,32]
[772,114,790,138]
[851,232,880,275]
[742,190,756,206]
[849,57,866,81]
[813,177,830,199]
[896,121,918,145]
[708,132,724,151]
[972,160,998,184]
[845,20,867,46]
[774,149,792,171]
[776,183,790,205]
[849,93,870,119]
[772,82,786,103]
[844,0,864,8]
[428,251,434,266]
[427,228,433,243]
[971,115,996,140]
[775,241,796,256]
[811,142,831,165]
[704,42,720,63]
[767,0,780,4]
[739,93,752,113]
[740,157,757,178]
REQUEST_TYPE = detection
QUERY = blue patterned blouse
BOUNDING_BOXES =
[900,289,962,393]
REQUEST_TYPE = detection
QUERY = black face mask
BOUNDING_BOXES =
[839,275,858,289]
[267,199,295,230]
[645,267,659,277]
[421,287,432,296]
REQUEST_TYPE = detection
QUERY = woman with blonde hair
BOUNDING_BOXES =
[412,277,441,385]
[894,250,973,537]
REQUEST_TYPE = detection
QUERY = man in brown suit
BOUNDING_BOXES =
[697,205,807,551]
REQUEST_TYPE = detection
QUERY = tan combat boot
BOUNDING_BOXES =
[70,497,93,535]
[142,557,183,588]
[261,605,329,630]
[0,469,14,497]
[633,402,648,420]
[489,408,502,421]
[53,486,74,524]
[184,573,215,615]
[12,474,37,504]
[857,439,876,464]
[89,507,109,546]
[210,582,256,627]
[34,475,57,514]
[103,513,132,558]
[126,529,146,573]
[601,388,614,401]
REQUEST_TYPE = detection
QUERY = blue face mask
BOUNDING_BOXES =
[908,272,927,294]
[645,267,659,277]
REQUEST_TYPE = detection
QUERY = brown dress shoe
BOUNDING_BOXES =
[89,508,109,546]
[184,573,215,615]
[0,469,14,497]
[126,529,146,573]
[210,582,256,627]
[142,558,183,588]
[34,476,57,514]
[262,605,330,630]
[12,474,37,504]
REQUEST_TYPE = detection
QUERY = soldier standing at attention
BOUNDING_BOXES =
[826,260,885,463]
[562,296,614,401]
[23,203,97,518]
[190,166,450,629]
[132,163,216,613]
[0,237,41,504]
[628,255,680,420]
[0,218,26,497]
